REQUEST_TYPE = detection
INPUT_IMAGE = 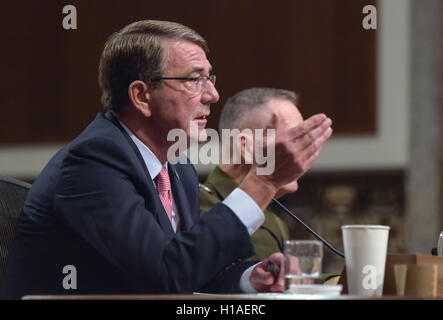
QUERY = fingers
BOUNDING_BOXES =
[267,253,285,292]
[291,117,332,150]
[287,114,329,140]
[298,124,332,165]
[288,255,302,275]
[284,118,332,174]
[268,260,280,280]
[269,264,285,292]
[273,118,331,179]
[251,264,275,287]
[269,281,284,292]
[251,253,286,292]
[277,114,331,167]
[301,148,322,172]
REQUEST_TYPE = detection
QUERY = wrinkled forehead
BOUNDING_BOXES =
[163,38,212,75]
[245,98,303,132]
[238,103,273,130]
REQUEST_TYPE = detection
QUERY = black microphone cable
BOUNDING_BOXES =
[272,198,345,258]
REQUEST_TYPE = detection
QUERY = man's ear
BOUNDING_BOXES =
[128,80,152,117]
[239,133,255,164]
[266,112,278,130]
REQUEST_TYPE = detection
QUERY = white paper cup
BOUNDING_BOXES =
[341,225,390,297]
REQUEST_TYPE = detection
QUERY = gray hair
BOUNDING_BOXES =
[98,20,208,112]
[219,87,299,131]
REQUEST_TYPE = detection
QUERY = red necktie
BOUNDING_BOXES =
[155,167,173,223]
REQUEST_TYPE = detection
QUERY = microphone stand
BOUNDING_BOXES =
[272,198,345,258]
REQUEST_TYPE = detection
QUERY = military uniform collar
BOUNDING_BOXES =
[204,166,239,199]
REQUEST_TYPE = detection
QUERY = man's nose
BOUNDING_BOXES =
[201,80,219,104]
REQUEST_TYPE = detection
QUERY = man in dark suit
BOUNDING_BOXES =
[0,20,332,298]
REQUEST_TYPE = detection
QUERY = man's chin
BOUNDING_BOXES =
[274,189,288,199]
[189,120,208,143]
[190,128,208,144]
[275,186,298,199]
[197,128,208,142]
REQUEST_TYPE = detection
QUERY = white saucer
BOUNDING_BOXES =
[285,284,343,296]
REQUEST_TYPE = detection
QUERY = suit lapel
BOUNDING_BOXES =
[168,164,193,231]
[103,111,175,237]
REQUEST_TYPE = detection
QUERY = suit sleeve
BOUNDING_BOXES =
[53,138,255,293]
[199,259,259,293]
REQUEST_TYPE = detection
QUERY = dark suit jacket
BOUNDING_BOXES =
[0,111,257,299]
[200,166,289,260]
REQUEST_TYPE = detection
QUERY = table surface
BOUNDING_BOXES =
[21,293,443,300]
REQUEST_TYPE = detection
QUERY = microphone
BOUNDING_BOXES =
[272,198,345,258]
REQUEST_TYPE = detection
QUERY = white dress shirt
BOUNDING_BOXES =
[119,120,263,292]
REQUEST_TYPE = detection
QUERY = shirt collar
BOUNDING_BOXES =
[118,120,166,180]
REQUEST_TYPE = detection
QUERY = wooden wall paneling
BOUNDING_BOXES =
[0,0,376,144]
[1,2,64,143]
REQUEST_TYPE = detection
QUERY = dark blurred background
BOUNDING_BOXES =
[1,0,376,144]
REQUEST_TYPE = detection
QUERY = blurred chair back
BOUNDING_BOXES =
[0,177,31,283]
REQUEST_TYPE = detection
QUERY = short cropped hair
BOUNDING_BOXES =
[219,87,299,131]
[98,20,208,112]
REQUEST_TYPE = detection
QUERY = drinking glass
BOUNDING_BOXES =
[284,240,323,292]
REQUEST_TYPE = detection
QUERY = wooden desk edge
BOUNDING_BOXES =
[20,294,443,300]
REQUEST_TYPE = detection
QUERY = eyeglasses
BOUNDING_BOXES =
[151,75,216,94]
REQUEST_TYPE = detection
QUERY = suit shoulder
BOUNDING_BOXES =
[64,117,136,169]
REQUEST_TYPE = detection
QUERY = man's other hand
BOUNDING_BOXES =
[250,252,302,292]
[240,114,332,210]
